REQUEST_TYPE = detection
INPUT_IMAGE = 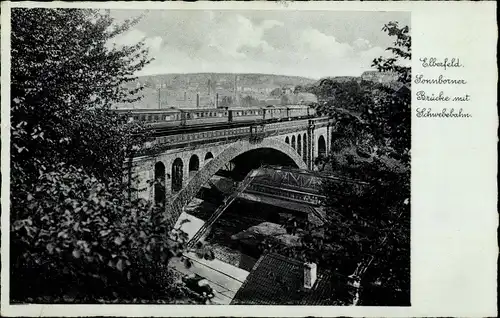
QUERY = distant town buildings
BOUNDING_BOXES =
[114,71,402,110]
[361,70,398,83]
[115,73,319,109]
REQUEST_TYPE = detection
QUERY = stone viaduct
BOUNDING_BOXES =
[127,116,334,223]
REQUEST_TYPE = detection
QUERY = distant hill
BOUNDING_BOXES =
[133,73,316,90]
[116,73,317,109]
[324,76,361,83]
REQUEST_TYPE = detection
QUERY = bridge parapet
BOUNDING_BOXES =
[139,118,318,156]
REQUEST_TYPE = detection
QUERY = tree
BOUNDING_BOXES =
[11,9,150,182]
[372,22,411,85]
[219,96,233,108]
[311,79,373,117]
[260,157,410,305]
[280,94,291,105]
[260,21,411,306]
[241,95,259,107]
[368,21,411,163]
[270,87,282,97]
[10,8,200,303]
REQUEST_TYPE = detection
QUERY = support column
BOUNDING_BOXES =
[326,121,332,156]
[308,120,315,170]
[147,162,155,201]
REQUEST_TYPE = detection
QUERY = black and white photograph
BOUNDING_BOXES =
[7,7,411,306]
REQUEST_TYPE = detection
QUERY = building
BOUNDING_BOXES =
[361,71,398,83]
[169,166,367,305]
[231,253,356,305]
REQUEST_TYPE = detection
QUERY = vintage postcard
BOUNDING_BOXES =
[0,1,497,317]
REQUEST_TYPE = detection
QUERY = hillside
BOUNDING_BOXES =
[134,73,316,90]
[116,73,317,109]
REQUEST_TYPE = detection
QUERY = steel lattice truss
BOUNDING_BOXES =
[253,166,324,193]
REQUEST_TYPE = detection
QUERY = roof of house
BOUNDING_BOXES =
[231,253,354,305]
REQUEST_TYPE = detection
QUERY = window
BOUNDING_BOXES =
[171,158,183,192]
[154,162,166,206]
[318,135,326,156]
[204,152,214,163]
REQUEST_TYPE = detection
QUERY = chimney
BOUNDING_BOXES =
[233,75,237,97]
[303,262,317,289]
[196,93,199,108]
[215,93,219,108]
[184,91,187,101]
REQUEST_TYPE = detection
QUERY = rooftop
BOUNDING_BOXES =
[231,253,355,305]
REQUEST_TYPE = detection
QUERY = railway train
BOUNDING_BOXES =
[114,105,316,128]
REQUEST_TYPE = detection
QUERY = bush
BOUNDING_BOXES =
[10,164,191,303]
[9,8,196,303]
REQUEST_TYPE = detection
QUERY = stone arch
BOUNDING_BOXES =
[204,152,214,163]
[169,138,307,223]
[291,135,296,150]
[303,133,307,162]
[154,161,166,206]
[188,154,200,177]
[318,135,326,157]
[297,134,302,156]
[171,158,183,193]
[285,136,290,145]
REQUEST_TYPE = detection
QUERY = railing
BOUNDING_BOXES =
[167,148,238,227]
[186,169,261,249]
[244,183,324,205]
[143,118,313,154]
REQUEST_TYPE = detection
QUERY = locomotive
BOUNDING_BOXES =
[114,104,316,128]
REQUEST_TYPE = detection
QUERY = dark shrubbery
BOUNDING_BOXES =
[10,8,193,303]
[260,21,411,306]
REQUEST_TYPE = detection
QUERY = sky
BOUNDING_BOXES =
[109,10,410,80]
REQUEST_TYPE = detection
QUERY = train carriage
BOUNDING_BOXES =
[262,105,287,121]
[112,103,316,128]
[288,104,316,118]
[181,108,228,126]
[229,107,264,122]
[114,108,183,127]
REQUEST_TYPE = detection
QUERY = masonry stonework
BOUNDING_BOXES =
[128,117,334,205]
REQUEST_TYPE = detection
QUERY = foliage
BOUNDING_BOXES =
[372,22,411,85]
[261,153,410,305]
[280,94,291,106]
[11,165,190,303]
[10,8,196,303]
[312,21,411,165]
[260,21,411,306]
[218,95,234,108]
[241,95,261,107]
[11,8,151,182]
[270,87,282,97]
[365,21,411,163]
